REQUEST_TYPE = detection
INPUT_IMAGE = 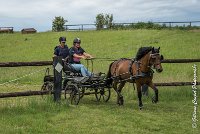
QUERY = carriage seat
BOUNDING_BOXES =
[63,63,82,76]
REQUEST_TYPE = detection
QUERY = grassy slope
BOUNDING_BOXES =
[0,30,200,85]
[0,30,200,133]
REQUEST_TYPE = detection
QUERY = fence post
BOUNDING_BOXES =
[53,56,63,102]
[169,22,172,29]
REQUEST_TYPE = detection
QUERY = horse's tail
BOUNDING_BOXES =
[105,61,114,87]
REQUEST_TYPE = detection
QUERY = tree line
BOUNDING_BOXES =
[52,14,200,31]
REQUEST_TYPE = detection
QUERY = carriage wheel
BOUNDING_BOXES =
[95,88,111,102]
[41,82,53,91]
[80,88,85,99]
[64,84,80,105]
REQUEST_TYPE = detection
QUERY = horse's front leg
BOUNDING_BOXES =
[148,81,158,103]
[136,82,143,110]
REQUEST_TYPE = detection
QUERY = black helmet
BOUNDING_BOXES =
[59,37,66,42]
[73,38,81,44]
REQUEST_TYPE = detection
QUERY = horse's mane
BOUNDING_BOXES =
[135,46,152,60]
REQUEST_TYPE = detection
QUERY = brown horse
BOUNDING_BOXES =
[106,47,163,109]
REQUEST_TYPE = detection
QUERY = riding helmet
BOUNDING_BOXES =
[59,37,66,42]
[73,38,81,44]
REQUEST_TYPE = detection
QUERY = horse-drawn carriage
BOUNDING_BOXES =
[41,47,164,109]
[41,58,111,105]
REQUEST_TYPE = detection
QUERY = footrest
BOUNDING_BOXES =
[73,77,90,83]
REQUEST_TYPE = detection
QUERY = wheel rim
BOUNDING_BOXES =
[41,83,47,91]
[70,88,80,105]
[80,88,85,99]
[65,84,80,105]
[46,82,53,91]
[95,88,110,102]
[41,82,53,91]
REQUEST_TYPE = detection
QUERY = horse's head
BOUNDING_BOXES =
[149,47,164,73]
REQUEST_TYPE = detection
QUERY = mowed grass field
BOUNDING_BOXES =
[0,30,200,133]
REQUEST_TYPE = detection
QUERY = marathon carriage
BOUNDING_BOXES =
[41,58,111,105]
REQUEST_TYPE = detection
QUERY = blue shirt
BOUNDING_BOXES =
[54,45,69,59]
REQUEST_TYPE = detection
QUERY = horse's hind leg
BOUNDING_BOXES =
[148,81,158,103]
[113,81,120,105]
[113,81,125,105]
[117,81,125,105]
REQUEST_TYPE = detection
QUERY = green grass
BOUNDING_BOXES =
[0,87,199,133]
[0,30,200,133]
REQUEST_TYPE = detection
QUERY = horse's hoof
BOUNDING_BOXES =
[117,101,122,106]
[120,100,124,105]
[139,103,143,110]
[117,103,123,106]
[119,96,124,105]
[118,100,124,106]
[152,96,158,103]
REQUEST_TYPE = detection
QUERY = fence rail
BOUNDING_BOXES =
[65,21,200,31]
[0,82,199,98]
[0,58,199,98]
[0,90,50,98]
[0,59,200,67]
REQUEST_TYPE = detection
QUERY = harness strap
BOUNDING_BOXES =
[113,58,125,76]
[136,61,140,76]
[129,59,135,80]
[129,58,154,80]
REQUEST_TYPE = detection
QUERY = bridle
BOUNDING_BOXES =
[149,53,162,70]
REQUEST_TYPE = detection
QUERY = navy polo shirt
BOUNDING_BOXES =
[54,45,69,59]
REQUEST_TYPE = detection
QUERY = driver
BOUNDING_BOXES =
[69,38,94,77]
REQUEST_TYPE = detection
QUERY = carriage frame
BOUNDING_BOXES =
[41,59,111,105]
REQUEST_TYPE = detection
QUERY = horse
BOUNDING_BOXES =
[106,47,163,109]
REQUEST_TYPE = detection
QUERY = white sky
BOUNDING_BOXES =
[0,0,200,31]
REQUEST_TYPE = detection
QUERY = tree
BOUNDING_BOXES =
[95,13,113,30]
[52,16,65,32]
[105,14,113,29]
[95,13,105,30]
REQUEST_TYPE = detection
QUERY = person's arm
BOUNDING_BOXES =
[73,53,86,59]
[83,52,94,58]
[53,46,58,57]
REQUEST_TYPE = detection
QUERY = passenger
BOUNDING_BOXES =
[53,37,70,89]
[69,37,94,77]
[53,37,69,60]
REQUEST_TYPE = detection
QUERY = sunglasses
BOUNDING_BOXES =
[61,41,66,43]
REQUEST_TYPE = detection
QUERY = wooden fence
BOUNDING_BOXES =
[0,58,199,98]
[0,59,200,67]
[0,81,199,98]
[64,21,200,31]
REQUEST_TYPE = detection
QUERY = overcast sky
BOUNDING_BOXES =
[1,0,200,31]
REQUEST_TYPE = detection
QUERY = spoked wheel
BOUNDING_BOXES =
[95,88,111,102]
[41,82,53,91]
[80,87,85,99]
[64,84,80,105]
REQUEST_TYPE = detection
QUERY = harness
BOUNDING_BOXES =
[113,58,130,76]
[128,58,154,81]
[112,51,160,82]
